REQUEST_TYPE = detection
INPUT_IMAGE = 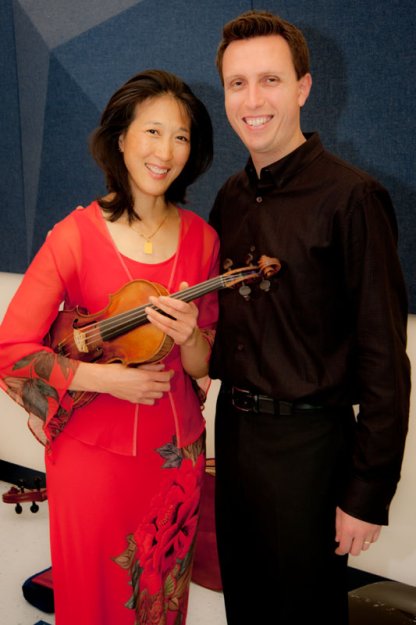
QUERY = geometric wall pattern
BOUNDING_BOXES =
[1,0,415,311]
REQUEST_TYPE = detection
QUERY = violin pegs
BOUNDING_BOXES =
[239,284,251,300]
[259,279,271,291]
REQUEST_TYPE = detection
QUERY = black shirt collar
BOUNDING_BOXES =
[245,132,324,190]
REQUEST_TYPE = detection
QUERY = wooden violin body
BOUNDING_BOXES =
[44,255,281,408]
[47,280,174,367]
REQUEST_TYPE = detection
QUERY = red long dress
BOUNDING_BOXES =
[0,201,219,625]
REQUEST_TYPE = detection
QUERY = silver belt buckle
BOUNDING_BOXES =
[231,387,253,412]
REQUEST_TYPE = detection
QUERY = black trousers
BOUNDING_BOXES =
[215,387,354,625]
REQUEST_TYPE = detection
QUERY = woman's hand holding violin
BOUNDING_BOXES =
[145,281,199,347]
[146,282,211,380]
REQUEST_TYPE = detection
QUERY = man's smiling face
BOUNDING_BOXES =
[222,34,311,173]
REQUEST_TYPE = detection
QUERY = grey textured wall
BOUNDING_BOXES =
[1,0,415,311]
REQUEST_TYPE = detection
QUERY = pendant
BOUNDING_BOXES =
[144,240,153,254]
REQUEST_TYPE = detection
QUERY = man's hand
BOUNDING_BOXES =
[335,506,382,556]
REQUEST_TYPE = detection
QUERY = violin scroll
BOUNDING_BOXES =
[257,255,282,279]
[223,254,282,299]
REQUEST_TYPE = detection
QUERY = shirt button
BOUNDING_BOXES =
[256,196,263,203]
[236,344,245,351]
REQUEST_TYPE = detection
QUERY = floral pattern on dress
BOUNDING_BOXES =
[3,350,77,445]
[115,435,205,625]
[155,434,204,469]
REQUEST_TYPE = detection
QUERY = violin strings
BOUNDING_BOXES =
[58,270,253,351]
[56,276,225,350]
[79,276,228,344]
[78,274,229,343]
[57,271,248,350]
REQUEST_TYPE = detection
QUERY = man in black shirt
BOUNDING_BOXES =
[209,10,410,625]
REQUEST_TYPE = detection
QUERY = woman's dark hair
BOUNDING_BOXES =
[216,10,310,83]
[90,69,213,221]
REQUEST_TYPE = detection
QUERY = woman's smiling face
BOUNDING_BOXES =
[119,94,191,201]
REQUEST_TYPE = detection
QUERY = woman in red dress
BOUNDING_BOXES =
[0,70,219,625]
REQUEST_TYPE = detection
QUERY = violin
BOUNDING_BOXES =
[2,478,47,514]
[45,255,281,408]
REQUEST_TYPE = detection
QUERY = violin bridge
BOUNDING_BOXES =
[73,328,89,353]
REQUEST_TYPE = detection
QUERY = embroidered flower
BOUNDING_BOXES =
[115,452,205,624]
[135,456,203,578]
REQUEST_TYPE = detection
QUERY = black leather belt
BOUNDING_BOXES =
[227,386,324,416]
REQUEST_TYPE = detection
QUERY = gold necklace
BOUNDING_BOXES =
[134,211,169,255]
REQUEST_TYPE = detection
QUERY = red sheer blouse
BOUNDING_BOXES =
[0,202,219,453]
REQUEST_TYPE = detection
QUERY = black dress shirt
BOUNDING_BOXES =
[209,132,410,524]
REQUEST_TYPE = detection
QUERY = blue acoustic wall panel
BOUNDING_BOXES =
[256,0,416,311]
[1,0,249,267]
[1,0,415,311]
[0,0,25,272]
